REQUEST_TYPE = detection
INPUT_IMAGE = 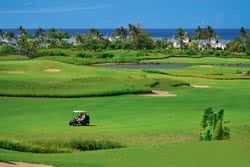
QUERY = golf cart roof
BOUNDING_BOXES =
[73,110,88,113]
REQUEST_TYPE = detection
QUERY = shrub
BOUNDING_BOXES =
[236,70,242,74]
[201,50,214,56]
[96,53,114,59]
[0,139,70,153]
[245,50,250,56]
[200,108,230,141]
[0,44,16,56]
[70,139,123,151]
[75,52,92,58]
[142,69,167,75]
[183,49,199,56]
[37,50,68,57]
[228,39,245,53]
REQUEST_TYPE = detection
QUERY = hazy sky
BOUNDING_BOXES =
[0,0,249,28]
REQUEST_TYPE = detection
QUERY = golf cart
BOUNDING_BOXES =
[69,110,90,126]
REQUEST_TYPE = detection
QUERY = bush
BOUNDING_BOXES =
[0,139,70,153]
[70,139,123,151]
[96,53,114,59]
[245,50,250,56]
[228,39,245,53]
[37,50,68,57]
[0,44,16,56]
[201,50,214,56]
[75,52,92,58]
[183,49,199,56]
[200,108,230,141]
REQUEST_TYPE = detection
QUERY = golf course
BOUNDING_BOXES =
[0,56,250,167]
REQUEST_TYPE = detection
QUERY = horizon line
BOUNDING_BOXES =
[1,27,249,30]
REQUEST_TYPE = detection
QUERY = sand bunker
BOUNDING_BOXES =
[44,69,61,72]
[140,90,176,97]
[0,70,24,74]
[191,85,210,88]
[0,162,53,167]
[199,65,214,68]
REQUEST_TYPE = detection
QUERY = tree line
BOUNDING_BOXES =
[0,25,249,57]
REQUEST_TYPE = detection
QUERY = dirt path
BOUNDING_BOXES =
[0,162,53,167]
[0,70,25,74]
[139,90,176,97]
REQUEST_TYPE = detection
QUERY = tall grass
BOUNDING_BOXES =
[70,139,124,151]
[0,139,124,153]
[0,139,70,153]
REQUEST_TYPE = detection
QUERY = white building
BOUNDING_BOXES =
[63,37,77,46]
[2,38,17,46]
[39,43,50,49]
[211,42,227,50]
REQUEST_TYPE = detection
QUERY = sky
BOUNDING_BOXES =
[0,0,249,29]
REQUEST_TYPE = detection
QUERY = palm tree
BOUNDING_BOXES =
[89,28,103,40]
[205,26,215,42]
[128,24,140,39]
[177,28,186,48]
[18,26,27,36]
[240,27,247,40]
[35,27,45,39]
[49,28,57,33]
[115,26,128,40]
[195,26,203,40]
[0,29,3,38]
[5,31,15,39]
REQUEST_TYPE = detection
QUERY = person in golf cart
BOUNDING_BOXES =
[69,110,90,126]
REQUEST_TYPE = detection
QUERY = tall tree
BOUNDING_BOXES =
[18,26,27,36]
[240,27,247,40]
[5,31,15,39]
[49,28,57,33]
[177,28,186,48]
[195,26,203,40]
[205,26,215,42]
[128,24,140,39]
[18,36,37,58]
[115,26,128,40]
[0,29,3,38]
[89,28,103,40]
[35,27,45,39]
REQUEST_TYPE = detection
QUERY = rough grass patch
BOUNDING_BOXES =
[0,139,70,153]
[0,139,124,153]
[70,139,124,151]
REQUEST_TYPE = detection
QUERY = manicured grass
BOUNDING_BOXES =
[0,60,170,97]
[35,56,140,65]
[0,58,250,166]
[143,65,250,79]
[0,55,29,61]
[141,57,250,65]
[1,141,249,167]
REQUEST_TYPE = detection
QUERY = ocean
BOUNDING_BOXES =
[2,29,247,40]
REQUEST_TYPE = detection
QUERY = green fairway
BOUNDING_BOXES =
[0,60,163,97]
[141,57,250,65]
[144,65,250,79]
[0,58,250,166]
[1,141,249,167]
